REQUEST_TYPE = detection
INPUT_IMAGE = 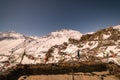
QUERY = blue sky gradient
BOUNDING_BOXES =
[0,0,120,36]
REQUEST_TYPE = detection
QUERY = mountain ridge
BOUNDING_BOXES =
[0,26,120,72]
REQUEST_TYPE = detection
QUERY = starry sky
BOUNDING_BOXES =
[0,0,120,36]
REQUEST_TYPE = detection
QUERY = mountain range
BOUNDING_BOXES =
[0,25,120,72]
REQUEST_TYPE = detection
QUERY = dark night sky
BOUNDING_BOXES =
[0,0,120,36]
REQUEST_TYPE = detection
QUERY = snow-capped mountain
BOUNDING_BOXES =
[113,25,120,31]
[43,26,120,64]
[0,26,120,72]
[0,29,82,71]
[0,31,26,40]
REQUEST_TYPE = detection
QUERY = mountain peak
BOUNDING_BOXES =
[50,29,82,40]
[0,30,25,40]
[113,25,120,30]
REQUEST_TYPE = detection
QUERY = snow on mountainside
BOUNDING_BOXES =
[0,26,120,72]
[0,29,82,71]
[0,31,26,40]
[43,26,120,65]
[113,25,120,31]
[32,29,82,52]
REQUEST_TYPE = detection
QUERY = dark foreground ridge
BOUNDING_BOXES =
[0,61,119,80]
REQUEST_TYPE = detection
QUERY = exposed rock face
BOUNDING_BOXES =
[80,27,120,41]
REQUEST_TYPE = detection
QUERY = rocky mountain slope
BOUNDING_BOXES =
[45,26,120,65]
[0,25,120,73]
[0,29,82,72]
